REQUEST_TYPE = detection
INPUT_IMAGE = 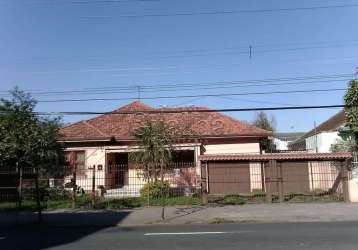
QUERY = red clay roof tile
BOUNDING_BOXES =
[59,101,270,141]
[199,152,352,161]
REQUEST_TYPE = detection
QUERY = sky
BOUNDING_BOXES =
[0,0,357,132]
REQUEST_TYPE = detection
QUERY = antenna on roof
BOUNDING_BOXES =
[136,85,141,101]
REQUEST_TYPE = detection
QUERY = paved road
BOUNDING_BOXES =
[2,222,358,250]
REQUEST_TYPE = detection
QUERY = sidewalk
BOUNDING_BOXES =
[2,203,358,227]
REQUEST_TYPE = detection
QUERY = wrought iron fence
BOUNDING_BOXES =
[202,160,350,203]
[0,159,352,212]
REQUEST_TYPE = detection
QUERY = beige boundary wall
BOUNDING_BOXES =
[349,179,358,202]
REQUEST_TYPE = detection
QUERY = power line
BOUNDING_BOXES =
[0,78,350,98]
[35,88,346,103]
[213,96,300,107]
[153,43,358,60]
[0,73,352,96]
[72,0,158,3]
[0,0,158,4]
[78,3,358,18]
[9,39,358,64]
[0,104,349,116]
[87,73,353,90]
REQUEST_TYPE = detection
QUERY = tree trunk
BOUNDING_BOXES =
[18,164,22,210]
[35,170,42,223]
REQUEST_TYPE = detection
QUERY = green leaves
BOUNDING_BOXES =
[0,88,63,170]
[129,120,174,182]
[344,79,358,133]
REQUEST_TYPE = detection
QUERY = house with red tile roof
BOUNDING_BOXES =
[59,101,270,197]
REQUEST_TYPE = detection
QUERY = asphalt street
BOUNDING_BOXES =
[2,222,358,250]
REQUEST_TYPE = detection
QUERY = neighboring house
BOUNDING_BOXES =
[273,132,305,151]
[59,101,270,196]
[288,110,346,153]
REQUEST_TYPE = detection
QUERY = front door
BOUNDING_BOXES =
[114,153,128,187]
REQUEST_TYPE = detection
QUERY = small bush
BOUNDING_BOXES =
[221,194,246,205]
[95,198,143,209]
[149,196,202,206]
[45,187,71,201]
[252,190,266,197]
[140,181,170,199]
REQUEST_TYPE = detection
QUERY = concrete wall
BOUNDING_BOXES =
[349,179,358,202]
[305,132,340,153]
[64,147,106,191]
[204,143,261,154]
[307,161,340,192]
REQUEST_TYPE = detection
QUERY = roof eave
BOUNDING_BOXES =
[58,137,112,142]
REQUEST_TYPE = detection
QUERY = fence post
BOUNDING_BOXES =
[18,164,23,209]
[72,165,77,209]
[260,163,265,192]
[35,169,42,223]
[265,161,272,203]
[200,162,208,204]
[342,160,350,202]
[277,162,284,203]
[92,165,96,207]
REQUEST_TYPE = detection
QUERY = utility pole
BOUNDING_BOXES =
[249,45,252,59]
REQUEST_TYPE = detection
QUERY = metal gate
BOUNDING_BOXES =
[207,162,251,194]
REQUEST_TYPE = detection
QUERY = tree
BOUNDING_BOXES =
[252,111,276,151]
[344,74,358,167]
[129,120,175,220]
[344,77,358,138]
[0,87,63,171]
[253,111,276,132]
[330,138,355,153]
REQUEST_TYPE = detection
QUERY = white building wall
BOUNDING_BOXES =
[305,132,340,153]
[66,142,262,193]
[273,138,289,150]
[204,143,261,154]
[64,147,106,191]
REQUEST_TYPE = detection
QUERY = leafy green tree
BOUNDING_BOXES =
[344,77,358,139]
[0,88,63,171]
[330,138,354,153]
[129,120,175,220]
[129,120,174,182]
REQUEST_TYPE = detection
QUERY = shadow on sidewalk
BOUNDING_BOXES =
[164,206,207,222]
[0,210,131,250]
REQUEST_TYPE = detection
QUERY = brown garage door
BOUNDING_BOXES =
[282,162,310,193]
[208,162,251,194]
[265,161,310,193]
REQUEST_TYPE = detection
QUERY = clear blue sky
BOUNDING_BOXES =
[1,0,357,132]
